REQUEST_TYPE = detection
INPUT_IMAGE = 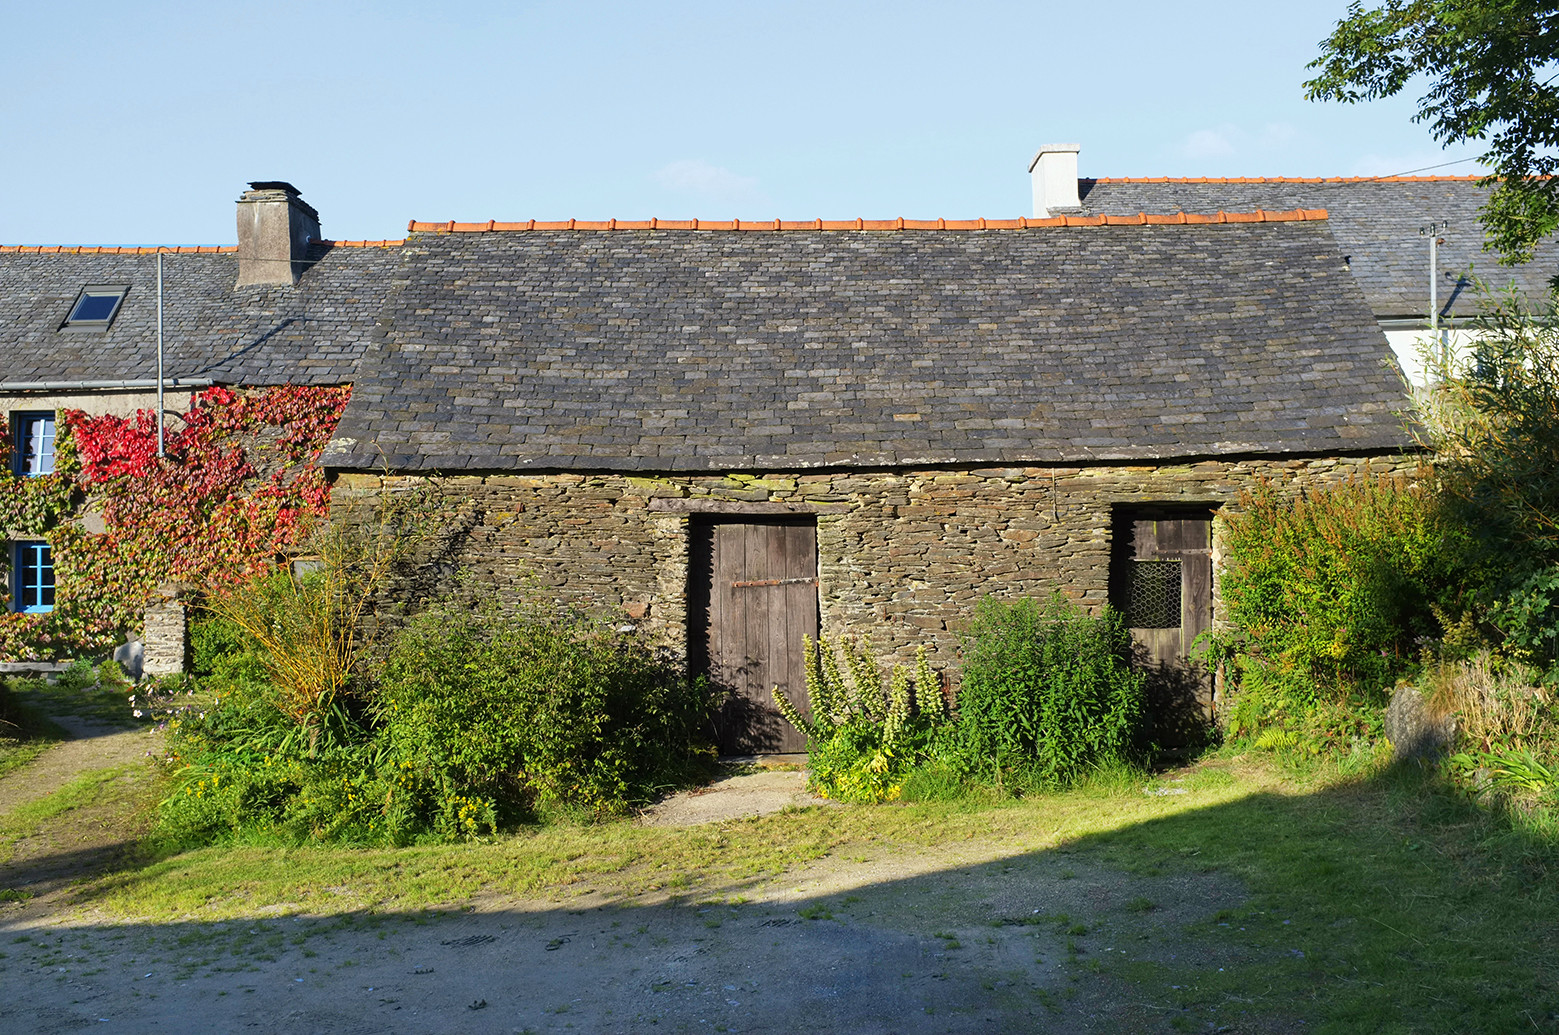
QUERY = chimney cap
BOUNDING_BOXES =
[1028,143,1081,173]
[247,180,303,195]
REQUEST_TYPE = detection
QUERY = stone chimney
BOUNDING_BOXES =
[235,181,320,288]
[1029,144,1082,218]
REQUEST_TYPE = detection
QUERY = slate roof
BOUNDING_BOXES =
[0,242,401,387]
[1079,177,1559,320]
[321,217,1414,473]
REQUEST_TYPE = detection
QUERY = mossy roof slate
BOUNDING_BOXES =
[319,220,1413,472]
[1079,178,1558,321]
[0,243,399,387]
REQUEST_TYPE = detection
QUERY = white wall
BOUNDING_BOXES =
[1384,328,1484,387]
[2,389,198,422]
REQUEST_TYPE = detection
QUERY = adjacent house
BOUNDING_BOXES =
[1028,144,1559,384]
[3,171,1421,749]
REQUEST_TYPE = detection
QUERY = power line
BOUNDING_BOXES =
[1382,156,1485,177]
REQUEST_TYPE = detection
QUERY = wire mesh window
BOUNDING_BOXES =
[1128,559,1182,629]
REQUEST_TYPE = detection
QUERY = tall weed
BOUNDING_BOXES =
[948,595,1144,790]
[1425,650,1554,753]
[774,636,946,803]
[202,498,434,753]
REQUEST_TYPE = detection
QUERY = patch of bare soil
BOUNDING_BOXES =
[639,769,837,826]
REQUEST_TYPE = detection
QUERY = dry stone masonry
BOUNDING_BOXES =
[336,452,1420,673]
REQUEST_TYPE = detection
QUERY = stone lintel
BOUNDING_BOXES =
[648,498,852,516]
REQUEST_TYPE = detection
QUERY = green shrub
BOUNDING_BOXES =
[774,636,947,803]
[1216,474,1466,741]
[375,603,716,821]
[157,601,717,846]
[948,595,1144,789]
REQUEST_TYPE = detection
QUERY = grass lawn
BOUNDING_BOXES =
[17,750,1550,1033]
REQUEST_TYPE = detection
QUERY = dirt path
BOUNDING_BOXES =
[0,826,1248,1034]
[0,716,163,905]
[639,768,836,826]
[0,716,161,816]
[0,746,1262,1033]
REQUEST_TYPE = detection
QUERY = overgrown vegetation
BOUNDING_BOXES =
[772,636,946,803]
[1208,286,1559,816]
[1420,285,1559,672]
[775,596,1143,802]
[159,558,717,846]
[1213,472,1467,744]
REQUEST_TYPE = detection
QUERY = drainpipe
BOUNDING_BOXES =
[157,253,166,459]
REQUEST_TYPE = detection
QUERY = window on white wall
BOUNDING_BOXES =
[12,412,56,476]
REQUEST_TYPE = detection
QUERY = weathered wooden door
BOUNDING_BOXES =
[696,520,819,754]
[1114,509,1215,731]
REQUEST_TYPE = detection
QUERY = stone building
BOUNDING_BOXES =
[3,180,1420,748]
[320,209,1415,750]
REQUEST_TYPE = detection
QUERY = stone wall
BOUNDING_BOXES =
[142,600,187,676]
[333,452,1421,674]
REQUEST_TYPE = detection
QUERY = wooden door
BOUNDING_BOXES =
[1114,509,1215,730]
[696,520,818,754]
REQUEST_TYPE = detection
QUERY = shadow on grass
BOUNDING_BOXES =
[0,764,1555,1034]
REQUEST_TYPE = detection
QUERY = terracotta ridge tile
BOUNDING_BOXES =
[0,244,241,254]
[1091,174,1487,184]
[0,238,405,254]
[403,208,1330,235]
[319,239,405,248]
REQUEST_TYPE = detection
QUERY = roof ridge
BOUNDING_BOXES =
[405,209,1330,233]
[0,238,403,255]
[0,244,240,255]
[1090,175,1485,184]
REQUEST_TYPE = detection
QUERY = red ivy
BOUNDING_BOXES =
[0,385,349,661]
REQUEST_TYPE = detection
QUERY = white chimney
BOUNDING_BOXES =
[1029,144,1081,218]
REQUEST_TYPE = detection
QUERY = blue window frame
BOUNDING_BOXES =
[13,541,54,613]
[13,412,55,476]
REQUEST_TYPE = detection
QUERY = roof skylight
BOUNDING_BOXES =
[62,285,128,330]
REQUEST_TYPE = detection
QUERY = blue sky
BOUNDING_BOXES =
[1,1,1486,245]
